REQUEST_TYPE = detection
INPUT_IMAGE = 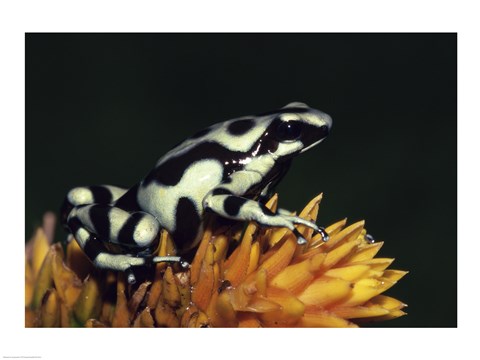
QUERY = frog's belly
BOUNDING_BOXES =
[138,159,224,234]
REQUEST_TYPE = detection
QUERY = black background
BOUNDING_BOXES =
[25,33,456,327]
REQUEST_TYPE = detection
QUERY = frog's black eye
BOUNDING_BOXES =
[276,121,302,142]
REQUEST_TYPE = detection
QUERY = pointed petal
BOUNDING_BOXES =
[190,224,214,284]
[215,291,238,327]
[133,307,155,328]
[270,258,314,294]
[370,295,407,311]
[155,302,180,327]
[162,266,181,308]
[213,234,229,262]
[191,244,215,310]
[321,239,361,271]
[298,277,351,307]
[323,221,364,250]
[246,241,261,275]
[332,305,390,319]
[259,288,305,326]
[225,223,256,286]
[51,247,82,307]
[325,218,348,237]
[351,258,394,272]
[128,281,151,315]
[345,242,384,263]
[111,276,130,327]
[339,278,396,307]
[31,244,56,310]
[40,289,60,327]
[32,228,50,278]
[259,237,297,280]
[238,313,263,327]
[382,270,408,282]
[73,274,103,326]
[298,310,358,328]
[324,264,371,282]
[299,193,322,222]
[66,238,93,280]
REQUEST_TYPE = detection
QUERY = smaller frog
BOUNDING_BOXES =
[62,102,332,283]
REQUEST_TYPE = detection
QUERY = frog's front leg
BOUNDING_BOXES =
[203,171,329,244]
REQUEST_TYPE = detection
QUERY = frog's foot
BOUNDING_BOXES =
[152,256,190,269]
[204,193,329,246]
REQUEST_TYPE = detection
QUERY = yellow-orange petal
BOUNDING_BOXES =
[111,275,130,327]
[51,247,82,307]
[190,224,214,284]
[40,289,60,327]
[259,287,305,327]
[323,220,364,250]
[339,278,395,307]
[213,234,229,262]
[25,260,34,307]
[382,269,408,282]
[321,239,361,271]
[300,193,322,221]
[31,245,56,310]
[175,271,192,314]
[32,228,50,277]
[296,193,322,240]
[325,218,348,237]
[350,258,394,272]
[331,305,390,319]
[73,274,103,326]
[324,264,371,282]
[191,244,215,310]
[228,269,267,311]
[133,307,155,328]
[187,310,210,328]
[298,277,351,307]
[270,258,314,294]
[66,238,93,280]
[345,242,384,263]
[370,295,406,311]
[259,236,297,280]
[215,291,238,327]
[298,309,357,328]
[265,193,279,212]
[246,241,261,275]
[224,222,256,286]
[162,266,181,308]
[238,312,262,327]
[154,303,179,327]
[128,281,151,315]
[309,218,348,249]
[371,309,407,321]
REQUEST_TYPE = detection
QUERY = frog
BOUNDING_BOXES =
[62,102,332,284]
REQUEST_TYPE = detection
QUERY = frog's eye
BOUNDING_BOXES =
[275,121,302,142]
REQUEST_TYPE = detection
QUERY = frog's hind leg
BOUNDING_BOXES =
[61,185,128,231]
[66,205,187,284]
[68,204,161,250]
[66,215,151,284]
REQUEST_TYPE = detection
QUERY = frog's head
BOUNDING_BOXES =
[257,102,332,161]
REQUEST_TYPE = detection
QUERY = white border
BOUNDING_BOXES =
[1,0,477,359]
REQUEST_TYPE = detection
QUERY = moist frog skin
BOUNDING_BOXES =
[62,102,332,284]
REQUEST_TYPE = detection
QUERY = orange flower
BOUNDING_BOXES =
[25,194,407,327]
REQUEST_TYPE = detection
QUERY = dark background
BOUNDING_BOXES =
[25,33,456,327]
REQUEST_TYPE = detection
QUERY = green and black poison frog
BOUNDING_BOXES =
[62,102,332,284]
